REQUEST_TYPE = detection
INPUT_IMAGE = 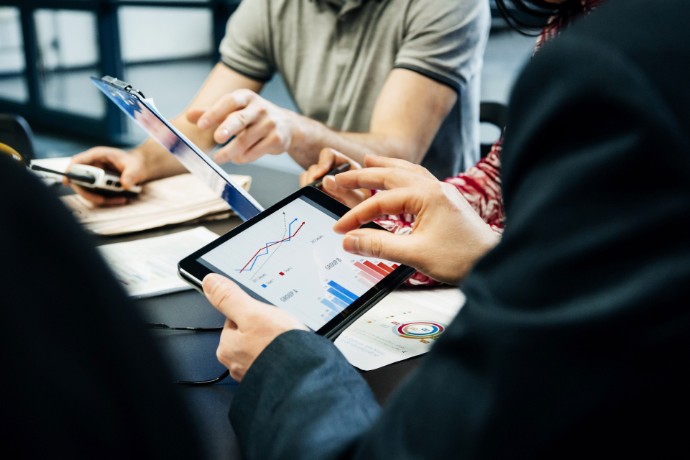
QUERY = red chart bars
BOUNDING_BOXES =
[353,260,399,287]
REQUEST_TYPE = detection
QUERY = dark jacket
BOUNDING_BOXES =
[230,0,690,458]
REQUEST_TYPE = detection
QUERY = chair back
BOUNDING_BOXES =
[0,114,35,164]
[480,101,507,158]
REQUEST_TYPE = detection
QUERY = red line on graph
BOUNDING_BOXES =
[240,222,305,273]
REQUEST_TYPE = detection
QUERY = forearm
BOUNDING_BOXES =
[129,138,184,182]
[288,115,422,169]
[288,69,455,169]
[132,111,225,182]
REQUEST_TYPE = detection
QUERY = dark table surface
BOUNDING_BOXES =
[97,162,423,459]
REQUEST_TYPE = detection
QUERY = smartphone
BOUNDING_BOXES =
[30,163,142,197]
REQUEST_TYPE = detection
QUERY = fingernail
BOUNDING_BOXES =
[225,119,242,134]
[219,128,231,141]
[203,273,220,291]
[323,175,336,190]
[343,235,360,254]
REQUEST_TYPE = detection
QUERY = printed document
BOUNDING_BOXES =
[61,173,250,235]
[336,287,464,370]
[97,227,219,298]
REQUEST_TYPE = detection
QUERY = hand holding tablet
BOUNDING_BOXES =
[179,186,413,340]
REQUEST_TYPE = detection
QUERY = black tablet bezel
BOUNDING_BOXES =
[178,186,414,340]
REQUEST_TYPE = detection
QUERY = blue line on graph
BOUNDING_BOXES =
[327,280,358,302]
[243,218,300,272]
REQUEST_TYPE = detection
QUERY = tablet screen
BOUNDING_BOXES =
[185,189,412,334]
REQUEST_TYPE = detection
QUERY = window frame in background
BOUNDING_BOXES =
[0,0,239,144]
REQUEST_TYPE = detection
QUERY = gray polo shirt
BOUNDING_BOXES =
[219,0,490,177]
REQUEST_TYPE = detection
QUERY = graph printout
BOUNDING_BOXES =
[199,195,401,331]
[335,287,465,370]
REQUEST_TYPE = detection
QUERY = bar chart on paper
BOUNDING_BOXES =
[199,196,403,331]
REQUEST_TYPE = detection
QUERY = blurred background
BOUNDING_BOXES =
[0,0,533,174]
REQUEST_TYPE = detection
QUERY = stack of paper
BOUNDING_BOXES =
[61,172,251,235]
[97,227,219,298]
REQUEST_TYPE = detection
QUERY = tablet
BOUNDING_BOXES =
[91,75,263,221]
[178,186,414,339]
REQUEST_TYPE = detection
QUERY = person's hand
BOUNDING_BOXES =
[66,146,146,206]
[187,89,298,164]
[359,154,437,180]
[320,154,437,208]
[203,273,308,382]
[300,148,361,186]
[300,151,437,208]
[299,148,368,207]
[332,167,500,284]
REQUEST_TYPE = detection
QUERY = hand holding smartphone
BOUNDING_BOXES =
[30,163,142,197]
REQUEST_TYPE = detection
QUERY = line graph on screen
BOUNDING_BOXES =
[239,213,305,274]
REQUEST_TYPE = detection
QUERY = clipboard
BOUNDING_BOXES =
[91,75,263,221]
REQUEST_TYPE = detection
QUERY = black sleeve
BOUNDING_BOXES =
[229,330,381,460]
[0,156,204,459]
[442,1,690,456]
[229,1,690,459]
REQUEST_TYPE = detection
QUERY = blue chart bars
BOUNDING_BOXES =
[321,280,359,319]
